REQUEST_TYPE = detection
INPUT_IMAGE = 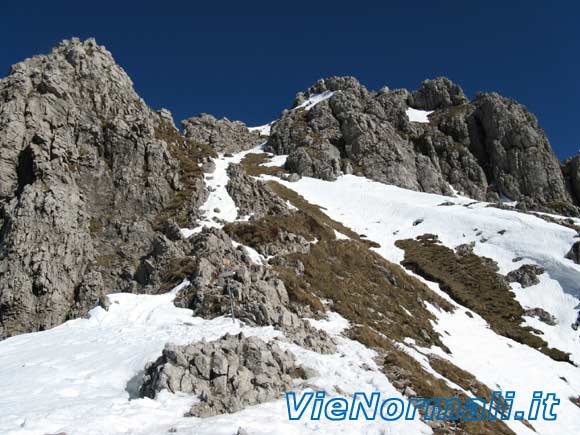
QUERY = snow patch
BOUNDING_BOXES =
[0,285,433,434]
[261,154,288,167]
[180,145,265,237]
[406,107,433,123]
[248,123,273,136]
[294,91,335,111]
[271,172,580,434]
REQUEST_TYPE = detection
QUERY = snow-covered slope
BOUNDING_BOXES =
[265,173,580,435]
[0,285,432,435]
[2,148,580,435]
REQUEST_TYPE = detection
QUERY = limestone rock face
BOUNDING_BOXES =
[409,77,469,110]
[0,38,208,338]
[465,92,570,204]
[566,241,580,264]
[182,113,266,153]
[266,76,578,213]
[564,154,580,204]
[140,333,300,417]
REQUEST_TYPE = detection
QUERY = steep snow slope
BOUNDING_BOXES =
[180,147,263,238]
[266,173,580,435]
[2,147,579,435]
[0,150,434,435]
[0,281,432,435]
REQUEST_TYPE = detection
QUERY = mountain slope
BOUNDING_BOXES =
[1,39,580,435]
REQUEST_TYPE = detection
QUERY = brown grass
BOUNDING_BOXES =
[351,326,514,435]
[278,239,453,347]
[351,326,517,434]
[396,234,571,363]
[159,257,197,293]
[224,210,334,245]
[223,175,524,433]
[240,153,287,177]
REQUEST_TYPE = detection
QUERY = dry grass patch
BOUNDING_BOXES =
[240,153,287,177]
[396,234,571,363]
[224,210,334,245]
[159,257,196,293]
[279,239,453,347]
[223,178,519,433]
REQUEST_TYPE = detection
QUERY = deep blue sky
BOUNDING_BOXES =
[2,1,579,159]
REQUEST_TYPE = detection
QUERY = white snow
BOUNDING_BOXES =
[294,91,335,111]
[267,172,580,435]
[180,145,265,238]
[232,240,266,265]
[5,147,580,435]
[0,282,433,435]
[248,123,273,136]
[406,107,433,123]
[261,154,288,167]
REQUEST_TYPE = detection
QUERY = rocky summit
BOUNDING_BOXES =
[266,76,579,215]
[1,39,580,435]
[0,38,213,338]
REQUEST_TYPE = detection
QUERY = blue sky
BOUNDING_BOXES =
[2,1,578,159]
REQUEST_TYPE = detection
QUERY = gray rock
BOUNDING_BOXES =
[226,164,289,219]
[140,333,301,417]
[173,228,336,354]
[409,77,469,110]
[181,113,265,154]
[506,264,545,288]
[524,308,558,326]
[565,241,580,264]
[563,154,580,204]
[455,242,475,256]
[0,38,207,338]
[465,92,572,206]
[282,173,301,182]
[265,76,579,214]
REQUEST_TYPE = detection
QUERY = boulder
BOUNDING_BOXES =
[506,264,545,288]
[140,333,300,416]
[524,308,558,326]
[565,241,580,264]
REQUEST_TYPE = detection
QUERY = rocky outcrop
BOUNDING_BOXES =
[266,76,578,213]
[140,333,300,416]
[464,92,570,204]
[506,264,545,288]
[0,38,209,338]
[182,113,266,154]
[524,308,558,326]
[226,164,289,220]
[563,154,580,204]
[566,241,580,264]
[172,228,336,354]
[409,77,469,110]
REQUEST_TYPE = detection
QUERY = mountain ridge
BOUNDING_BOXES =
[1,38,580,435]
